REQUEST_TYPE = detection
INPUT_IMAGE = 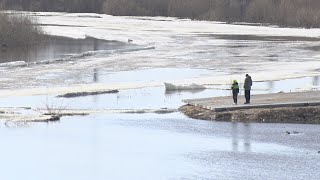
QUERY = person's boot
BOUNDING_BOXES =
[233,99,236,105]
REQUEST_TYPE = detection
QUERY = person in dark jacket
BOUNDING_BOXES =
[231,80,240,105]
[244,74,253,104]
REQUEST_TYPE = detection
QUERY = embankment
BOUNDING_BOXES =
[179,105,320,124]
[180,91,320,124]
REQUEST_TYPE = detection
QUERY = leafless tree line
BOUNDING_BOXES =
[103,0,320,28]
[1,0,320,28]
[0,0,103,13]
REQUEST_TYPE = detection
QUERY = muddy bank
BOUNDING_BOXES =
[179,105,320,124]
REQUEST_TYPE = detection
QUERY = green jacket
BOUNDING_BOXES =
[231,82,239,93]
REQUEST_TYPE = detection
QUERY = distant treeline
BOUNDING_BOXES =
[0,0,103,12]
[1,0,320,28]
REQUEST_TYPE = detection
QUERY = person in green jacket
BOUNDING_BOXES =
[231,80,240,105]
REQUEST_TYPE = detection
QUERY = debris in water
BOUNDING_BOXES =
[122,108,177,114]
[57,90,119,98]
[286,131,303,135]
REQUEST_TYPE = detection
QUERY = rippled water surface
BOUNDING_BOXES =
[0,113,319,180]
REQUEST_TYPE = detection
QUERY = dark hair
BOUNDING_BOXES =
[246,74,249,77]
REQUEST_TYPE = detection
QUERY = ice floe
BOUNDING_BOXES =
[164,82,206,91]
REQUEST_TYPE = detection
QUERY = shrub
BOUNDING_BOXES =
[0,11,44,48]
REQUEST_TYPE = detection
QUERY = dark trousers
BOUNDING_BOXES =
[245,90,251,103]
[232,91,238,104]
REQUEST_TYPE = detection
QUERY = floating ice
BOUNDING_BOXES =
[165,82,206,91]
[0,61,27,68]
[0,11,320,92]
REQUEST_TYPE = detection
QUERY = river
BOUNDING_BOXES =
[0,11,320,179]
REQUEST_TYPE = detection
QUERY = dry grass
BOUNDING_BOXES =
[37,97,68,118]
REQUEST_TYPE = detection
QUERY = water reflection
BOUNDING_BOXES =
[232,121,239,151]
[313,76,319,86]
[93,68,99,83]
[267,81,274,93]
[0,113,317,180]
[244,122,252,152]
[231,121,251,152]
[0,36,133,64]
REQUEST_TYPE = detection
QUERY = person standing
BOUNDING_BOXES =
[244,74,253,104]
[231,80,240,105]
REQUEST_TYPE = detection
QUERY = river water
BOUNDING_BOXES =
[0,12,320,179]
[0,36,136,64]
[0,113,319,179]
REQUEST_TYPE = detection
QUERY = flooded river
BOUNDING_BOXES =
[0,12,320,179]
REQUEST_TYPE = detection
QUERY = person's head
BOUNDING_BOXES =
[246,74,249,77]
[233,80,237,83]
